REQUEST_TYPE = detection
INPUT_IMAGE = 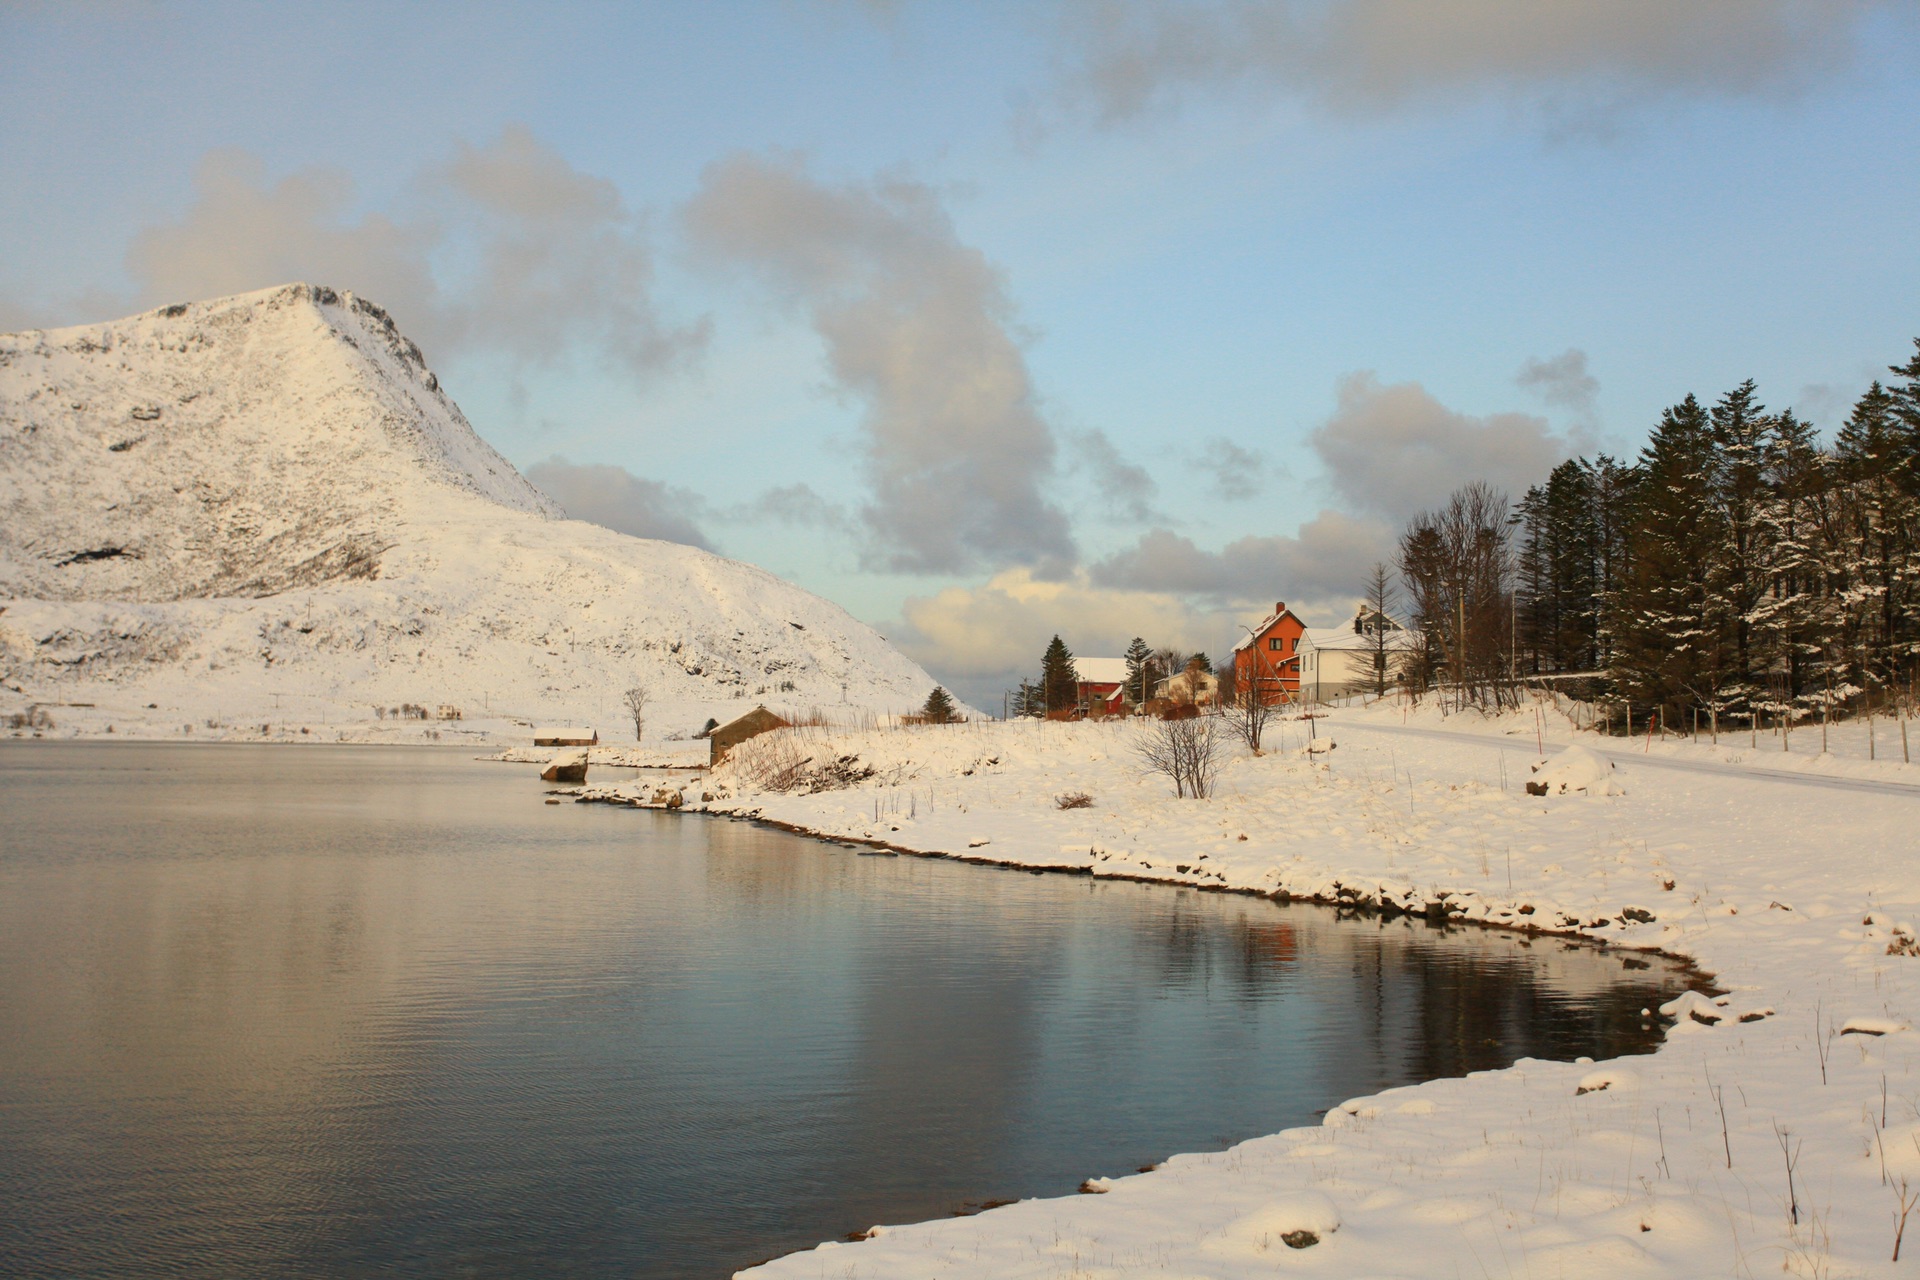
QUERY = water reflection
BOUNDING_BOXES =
[0,743,1690,1279]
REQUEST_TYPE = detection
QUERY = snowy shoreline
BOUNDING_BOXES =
[574,700,1920,1278]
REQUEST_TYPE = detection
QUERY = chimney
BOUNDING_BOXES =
[1275,601,1286,614]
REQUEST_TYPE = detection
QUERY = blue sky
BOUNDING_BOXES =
[4,2,1917,705]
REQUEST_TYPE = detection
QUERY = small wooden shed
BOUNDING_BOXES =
[709,706,790,766]
[534,727,598,747]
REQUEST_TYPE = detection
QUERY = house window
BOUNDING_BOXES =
[1269,637,1282,651]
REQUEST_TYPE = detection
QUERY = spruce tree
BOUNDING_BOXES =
[1040,635,1079,714]
[1835,380,1916,689]
[1749,409,1832,706]
[921,686,957,724]
[1707,381,1772,709]
[1123,636,1151,705]
[1608,395,1727,717]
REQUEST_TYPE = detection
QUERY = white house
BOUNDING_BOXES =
[1298,606,1417,702]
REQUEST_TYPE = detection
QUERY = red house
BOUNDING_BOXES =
[1073,658,1131,716]
[1230,602,1306,706]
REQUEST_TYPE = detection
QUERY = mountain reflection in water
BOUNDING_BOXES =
[0,742,1689,1279]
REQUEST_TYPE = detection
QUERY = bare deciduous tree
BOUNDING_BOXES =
[1136,714,1220,799]
[1397,482,1516,711]
[1219,663,1275,754]
[622,683,650,742]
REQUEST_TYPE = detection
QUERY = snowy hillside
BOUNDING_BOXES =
[0,284,943,740]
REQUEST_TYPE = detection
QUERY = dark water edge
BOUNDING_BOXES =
[0,741,1691,1278]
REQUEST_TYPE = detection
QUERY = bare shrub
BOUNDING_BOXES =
[1055,791,1093,809]
[1136,715,1219,799]
[727,730,875,794]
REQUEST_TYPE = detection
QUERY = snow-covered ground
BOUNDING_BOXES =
[1,285,948,741]
[579,694,1920,1278]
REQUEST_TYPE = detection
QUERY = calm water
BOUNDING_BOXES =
[0,742,1690,1278]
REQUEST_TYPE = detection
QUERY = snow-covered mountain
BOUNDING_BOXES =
[0,284,942,739]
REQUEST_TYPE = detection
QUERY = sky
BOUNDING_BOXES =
[4,1,1917,708]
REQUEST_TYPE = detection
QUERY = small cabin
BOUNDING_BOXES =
[436,704,462,721]
[709,706,791,766]
[533,727,598,747]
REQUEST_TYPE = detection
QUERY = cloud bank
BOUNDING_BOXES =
[1061,0,1878,122]
[684,152,1075,575]
[523,457,713,549]
[1309,372,1576,520]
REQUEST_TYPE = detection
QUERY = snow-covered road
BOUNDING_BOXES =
[1339,717,1920,798]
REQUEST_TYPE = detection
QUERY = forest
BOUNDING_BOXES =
[1396,338,1920,727]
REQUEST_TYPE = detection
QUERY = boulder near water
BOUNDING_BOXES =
[540,750,588,784]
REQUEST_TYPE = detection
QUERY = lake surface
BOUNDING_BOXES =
[0,742,1690,1278]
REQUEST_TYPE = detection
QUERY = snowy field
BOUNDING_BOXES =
[578,695,1920,1278]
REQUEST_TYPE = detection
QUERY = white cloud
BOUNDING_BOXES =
[1193,436,1266,500]
[683,152,1075,575]
[1309,372,1574,521]
[1516,348,1599,419]
[126,149,439,332]
[1071,427,1160,522]
[523,457,713,550]
[118,128,704,380]
[1059,0,1879,122]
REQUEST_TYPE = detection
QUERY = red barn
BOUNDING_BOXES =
[1230,601,1306,706]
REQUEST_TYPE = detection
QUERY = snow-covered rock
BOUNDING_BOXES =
[1525,743,1622,795]
[0,285,943,735]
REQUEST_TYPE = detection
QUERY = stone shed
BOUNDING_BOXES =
[709,706,790,766]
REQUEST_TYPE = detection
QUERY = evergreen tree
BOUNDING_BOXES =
[1040,635,1079,714]
[1586,455,1640,670]
[1834,380,1918,690]
[1123,636,1151,705]
[920,686,957,724]
[1749,409,1832,707]
[1707,380,1772,709]
[1608,395,1727,717]
[1363,562,1398,694]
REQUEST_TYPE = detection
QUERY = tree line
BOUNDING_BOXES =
[1397,338,1920,724]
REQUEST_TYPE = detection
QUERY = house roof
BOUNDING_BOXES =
[1075,657,1131,684]
[1230,604,1301,651]
[714,705,788,734]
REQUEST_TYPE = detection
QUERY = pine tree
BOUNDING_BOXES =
[1040,635,1079,714]
[921,686,957,724]
[1123,636,1151,706]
